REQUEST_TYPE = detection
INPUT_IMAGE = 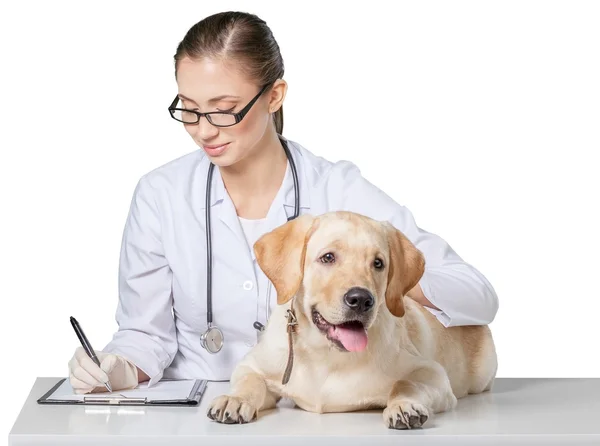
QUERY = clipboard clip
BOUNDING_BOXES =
[83,395,148,405]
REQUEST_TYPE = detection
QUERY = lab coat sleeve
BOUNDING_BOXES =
[332,161,499,327]
[102,175,177,386]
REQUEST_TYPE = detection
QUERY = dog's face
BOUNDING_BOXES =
[254,211,425,353]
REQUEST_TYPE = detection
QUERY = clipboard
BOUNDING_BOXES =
[37,378,208,406]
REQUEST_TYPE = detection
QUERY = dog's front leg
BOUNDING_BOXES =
[207,365,279,424]
[384,362,457,430]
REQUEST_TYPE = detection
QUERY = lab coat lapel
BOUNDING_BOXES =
[207,164,254,273]
[217,192,245,245]
[219,194,256,273]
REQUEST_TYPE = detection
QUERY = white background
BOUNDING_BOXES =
[2,0,599,438]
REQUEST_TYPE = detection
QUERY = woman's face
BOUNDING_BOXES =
[175,56,285,167]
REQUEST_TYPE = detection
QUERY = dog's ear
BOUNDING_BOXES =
[254,214,317,305]
[383,222,425,317]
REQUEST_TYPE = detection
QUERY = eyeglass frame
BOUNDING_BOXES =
[168,83,271,127]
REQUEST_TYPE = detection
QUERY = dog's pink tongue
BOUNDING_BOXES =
[329,325,368,352]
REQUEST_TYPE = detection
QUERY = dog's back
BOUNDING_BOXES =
[402,297,498,397]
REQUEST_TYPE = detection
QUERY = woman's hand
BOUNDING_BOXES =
[68,347,140,394]
[407,284,441,311]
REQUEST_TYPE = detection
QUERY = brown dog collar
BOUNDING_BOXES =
[282,303,298,385]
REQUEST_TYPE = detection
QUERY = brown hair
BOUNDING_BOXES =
[173,11,285,134]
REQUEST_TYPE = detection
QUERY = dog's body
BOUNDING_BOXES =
[208,212,497,429]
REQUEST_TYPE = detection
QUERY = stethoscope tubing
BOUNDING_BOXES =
[203,136,299,349]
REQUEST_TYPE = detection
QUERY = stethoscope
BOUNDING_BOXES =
[200,135,300,353]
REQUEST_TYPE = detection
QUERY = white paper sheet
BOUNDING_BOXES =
[47,379,199,402]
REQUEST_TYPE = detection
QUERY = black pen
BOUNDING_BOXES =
[70,316,112,392]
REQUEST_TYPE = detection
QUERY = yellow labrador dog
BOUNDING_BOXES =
[207,211,497,429]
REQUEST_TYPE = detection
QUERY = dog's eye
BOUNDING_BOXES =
[374,258,384,269]
[320,252,335,263]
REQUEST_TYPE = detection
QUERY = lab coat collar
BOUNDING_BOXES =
[197,138,312,264]
[197,137,311,211]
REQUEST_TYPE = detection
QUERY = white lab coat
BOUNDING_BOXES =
[102,138,499,385]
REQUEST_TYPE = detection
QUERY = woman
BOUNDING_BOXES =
[68,11,498,394]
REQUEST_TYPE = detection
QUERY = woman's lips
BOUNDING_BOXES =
[202,142,230,156]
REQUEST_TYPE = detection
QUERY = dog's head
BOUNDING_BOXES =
[253,211,425,353]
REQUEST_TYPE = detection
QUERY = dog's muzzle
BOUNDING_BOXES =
[310,286,376,353]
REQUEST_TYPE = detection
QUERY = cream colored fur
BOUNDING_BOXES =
[207,211,497,429]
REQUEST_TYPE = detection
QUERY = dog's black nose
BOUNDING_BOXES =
[343,287,375,313]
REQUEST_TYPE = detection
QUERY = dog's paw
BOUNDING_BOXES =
[206,395,257,424]
[383,400,429,429]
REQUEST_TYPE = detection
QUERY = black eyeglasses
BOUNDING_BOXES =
[168,84,270,127]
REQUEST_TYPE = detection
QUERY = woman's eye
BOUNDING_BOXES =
[320,253,335,263]
[187,107,235,112]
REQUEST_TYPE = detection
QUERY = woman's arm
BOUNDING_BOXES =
[407,283,441,311]
[332,161,499,327]
[102,176,179,385]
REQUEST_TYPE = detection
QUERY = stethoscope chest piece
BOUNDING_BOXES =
[200,325,224,354]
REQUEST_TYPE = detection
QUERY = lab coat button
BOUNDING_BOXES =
[243,280,253,290]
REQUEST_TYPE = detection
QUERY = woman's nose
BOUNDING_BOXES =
[193,116,219,139]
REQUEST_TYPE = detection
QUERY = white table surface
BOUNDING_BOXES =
[8,377,600,445]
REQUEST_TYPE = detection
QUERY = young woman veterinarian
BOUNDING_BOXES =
[68,11,499,393]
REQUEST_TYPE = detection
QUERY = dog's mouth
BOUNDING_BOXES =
[311,308,368,352]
